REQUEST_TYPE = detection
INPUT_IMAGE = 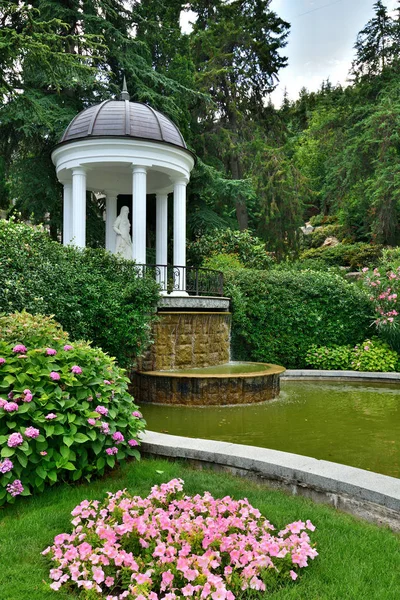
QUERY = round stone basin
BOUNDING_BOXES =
[132,362,286,405]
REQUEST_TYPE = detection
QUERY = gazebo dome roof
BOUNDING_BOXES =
[60,100,187,149]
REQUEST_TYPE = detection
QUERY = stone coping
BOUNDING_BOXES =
[136,363,286,379]
[140,431,400,530]
[158,296,230,312]
[282,369,400,382]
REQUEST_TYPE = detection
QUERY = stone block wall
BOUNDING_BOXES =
[138,311,231,371]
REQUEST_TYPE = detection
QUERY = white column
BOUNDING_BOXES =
[132,166,147,264]
[156,192,168,292]
[171,178,188,295]
[62,181,72,246]
[71,167,86,248]
[105,191,118,253]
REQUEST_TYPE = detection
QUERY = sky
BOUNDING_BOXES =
[268,0,398,106]
[181,0,398,107]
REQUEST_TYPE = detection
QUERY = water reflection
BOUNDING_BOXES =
[142,381,400,478]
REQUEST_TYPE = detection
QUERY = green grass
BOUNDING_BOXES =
[0,458,399,600]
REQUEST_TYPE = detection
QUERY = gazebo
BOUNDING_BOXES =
[51,82,195,294]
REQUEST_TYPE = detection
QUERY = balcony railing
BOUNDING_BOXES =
[136,264,224,297]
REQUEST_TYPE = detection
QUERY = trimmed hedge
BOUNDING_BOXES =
[0,220,159,366]
[225,269,373,368]
[300,243,383,270]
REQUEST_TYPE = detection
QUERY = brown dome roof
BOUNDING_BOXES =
[60,100,186,149]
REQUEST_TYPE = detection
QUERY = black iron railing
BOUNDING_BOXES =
[136,265,224,297]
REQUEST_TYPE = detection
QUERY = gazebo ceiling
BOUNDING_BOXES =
[60,100,187,150]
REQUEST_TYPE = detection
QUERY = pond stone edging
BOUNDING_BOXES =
[140,431,400,532]
[281,369,400,382]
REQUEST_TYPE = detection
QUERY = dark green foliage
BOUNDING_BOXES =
[300,243,383,270]
[302,224,345,249]
[187,228,274,269]
[225,269,372,368]
[0,220,159,366]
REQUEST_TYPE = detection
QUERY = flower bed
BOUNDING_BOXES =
[0,312,145,505]
[43,478,317,599]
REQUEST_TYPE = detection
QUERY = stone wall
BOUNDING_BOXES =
[138,312,231,371]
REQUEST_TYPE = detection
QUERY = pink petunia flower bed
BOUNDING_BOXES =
[43,479,318,599]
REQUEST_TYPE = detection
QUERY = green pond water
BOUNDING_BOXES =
[166,362,279,375]
[142,380,400,478]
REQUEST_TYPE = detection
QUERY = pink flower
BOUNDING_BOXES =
[92,566,105,584]
[23,388,32,395]
[12,344,27,353]
[4,401,18,412]
[0,398,6,408]
[87,418,97,426]
[290,570,298,581]
[364,346,370,351]
[25,426,40,439]
[46,348,57,355]
[112,431,124,444]
[106,447,118,455]
[95,405,108,416]
[40,451,48,456]
[105,576,114,587]
[45,413,57,420]
[0,458,13,473]
[306,520,316,531]
[63,345,73,351]
[50,371,60,381]
[7,432,24,447]
[132,411,142,418]
[128,439,138,447]
[103,379,111,385]
[71,365,82,374]
[22,391,33,402]
[100,421,110,434]
[0,357,5,364]
[6,479,24,497]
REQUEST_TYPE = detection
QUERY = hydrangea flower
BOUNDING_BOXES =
[6,479,24,497]
[87,418,97,426]
[71,365,82,374]
[128,439,138,447]
[106,447,118,455]
[0,357,5,364]
[12,344,27,353]
[46,348,57,356]
[45,413,57,420]
[0,458,13,473]
[7,432,24,447]
[100,422,110,434]
[50,372,60,381]
[103,379,111,385]
[112,431,124,444]
[95,405,108,416]
[4,401,19,412]
[63,345,73,351]
[22,391,33,402]
[132,410,142,418]
[25,426,40,439]
[0,397,7,408]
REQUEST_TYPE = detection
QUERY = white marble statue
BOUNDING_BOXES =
[113,206,132,260]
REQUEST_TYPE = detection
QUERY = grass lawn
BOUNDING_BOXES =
[0,457,399,600]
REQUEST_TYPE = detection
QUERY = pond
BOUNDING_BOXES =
[141,380,400,479]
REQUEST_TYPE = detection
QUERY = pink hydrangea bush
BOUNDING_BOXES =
[43,479,317,598]
[0,312,145,505]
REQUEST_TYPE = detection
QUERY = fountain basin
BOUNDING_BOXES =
[132,362,286,405]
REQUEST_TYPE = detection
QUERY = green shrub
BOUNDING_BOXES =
[187,228,274,269]
[302,224,345,249]
[0,313,145,505]
[225,269,373,368]
[300,243,383,270]
[309,214,338,227]
[0,219,159,366]
[351,338,399,372]
[305,344,353,370]
[203,252,245,272]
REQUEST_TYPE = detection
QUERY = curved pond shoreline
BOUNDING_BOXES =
[140,430,400,532]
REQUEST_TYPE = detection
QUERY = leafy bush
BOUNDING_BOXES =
[306,338,398,371]
[300,243,383,270]
[43,478,317,597]
[361,266,400,351]
[203,252,244,272]
[352,338,399,372]
[306,344,353,370]
[309,214,338,227]
[0,219,159,366]
[302,224,345,249]
[0,313,145,505]
[225,269,372,368]
[187,228,274,269]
